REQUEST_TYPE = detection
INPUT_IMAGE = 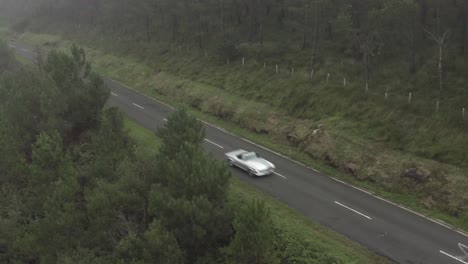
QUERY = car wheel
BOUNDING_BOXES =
[228,160,235,167]
[248,169,255,177]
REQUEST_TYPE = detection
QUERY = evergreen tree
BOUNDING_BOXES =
[150,110,232,262]
[223,199,280,264]
[157,108,205,160]
[142,220,185,264]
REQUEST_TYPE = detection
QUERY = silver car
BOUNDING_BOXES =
[225,149,275,177]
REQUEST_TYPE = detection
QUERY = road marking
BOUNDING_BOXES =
[201,120,227,132]
[8,44,16,48]
[21,48,32,53]
[273,172,287,179]
[440,250,468,264]
[335,201,373,220]
[460,243,468,258]
[204,139,224,149]
[163,118,168,122]
[111,92,118,96]
[132,103,144,110]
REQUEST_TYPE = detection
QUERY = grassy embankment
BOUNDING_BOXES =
[124,119,390,263]
[4,29,467,232]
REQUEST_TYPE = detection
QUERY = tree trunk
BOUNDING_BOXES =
[302,5,308,50]
[198,13,203,49]
[278,0,286,25]
[326,22,333,40]
[258,0,264,45]
[365,51,369,92]
[172,15,178,42]
[220,0,225,40]
[409,10,416,74]
[145,14,151,43]
[459,1,467,55]
[310,0,319,68]
[438,43,443,98]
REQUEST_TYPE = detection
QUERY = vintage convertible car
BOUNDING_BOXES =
[225,149,275,177]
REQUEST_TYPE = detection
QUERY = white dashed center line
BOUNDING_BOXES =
[132,103,144,110]
[204,139,224,149]
[273,172,287,179]
[8,44,16,48]
[111,92,118,96]
[335,201,373,220]
[163,118,168,122]
[440,250,468,264]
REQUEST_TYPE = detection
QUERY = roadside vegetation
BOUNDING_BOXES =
[1,0,466,230]
[0,41,388,263]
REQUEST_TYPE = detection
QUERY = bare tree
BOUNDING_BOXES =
[458,0,467,56]
[355,31,380,93]
[302,4,309,49]
[424,5,449,101]
[220,0,225,40]
[310,0,319,68]
[258,0,264,45]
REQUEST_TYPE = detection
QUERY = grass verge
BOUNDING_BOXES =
[124,118,391,264]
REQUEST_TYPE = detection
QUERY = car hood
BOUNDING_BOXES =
[245,159,274,171]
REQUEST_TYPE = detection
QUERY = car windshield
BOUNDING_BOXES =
[243,152,257,160]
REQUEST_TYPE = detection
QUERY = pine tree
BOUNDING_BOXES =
[223,199,280,264]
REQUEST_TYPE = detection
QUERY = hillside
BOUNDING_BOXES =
[1,0,467,227]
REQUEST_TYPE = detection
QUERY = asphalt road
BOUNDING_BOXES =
[9,42,468,264]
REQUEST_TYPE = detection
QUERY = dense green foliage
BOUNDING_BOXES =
[0,45,234,263]
[0,43,383,263]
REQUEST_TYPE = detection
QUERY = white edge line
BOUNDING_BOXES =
[440,250,468,264]
[204,139,224,149]
[273,172,287,179]
[111,92,118,96]
[99,77,468,238]
[335,201,373,220]
[132,103,144,110]
[201,120,227,132]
